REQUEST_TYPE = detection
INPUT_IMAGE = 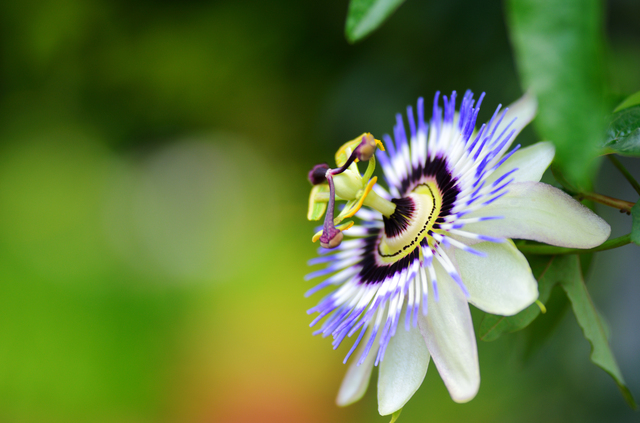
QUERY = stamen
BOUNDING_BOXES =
[355,133,378,161]
[330,134,380,175]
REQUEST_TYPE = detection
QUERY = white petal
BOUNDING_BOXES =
[455,241,538,315]
[336,340,376,407]
[487,141,555,186]
[465,182,611,248]
[418,262,479,403]
[497,91,538,145]
[378,323,430,415]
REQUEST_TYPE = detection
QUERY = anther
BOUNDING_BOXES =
[308,163,330,185]
[355,133,377,161]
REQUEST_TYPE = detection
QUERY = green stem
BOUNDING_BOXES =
[517,234,632,255]
[577,192,634,213]
[552,165,634,212]
[607,155,640,196]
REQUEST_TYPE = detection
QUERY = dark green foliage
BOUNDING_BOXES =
[603,106,640,157]
[506,0,606,188]
[345,0,406,43]
[481,254,636,407]
[480,255,565,341]
[613,90,640,112]
[560,256,637,408]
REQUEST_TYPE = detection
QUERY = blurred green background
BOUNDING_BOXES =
[0,0,638,422]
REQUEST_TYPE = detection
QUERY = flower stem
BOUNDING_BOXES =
[607,155,640,196]
[516,234,632,255]
[576,192,635,213]
[551,166,634,213]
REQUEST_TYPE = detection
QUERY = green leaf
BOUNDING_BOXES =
[560,255,637,408]
[506,0,606,188]
[520,253,592,361]
[520,284,570,361]
[630,200,640,246]
[480,255,565,341]
[602,106,640,157]
[389,408,402,423]
[614,90,640,112]
[345,0,406,43]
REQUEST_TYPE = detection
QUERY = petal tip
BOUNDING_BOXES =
[465,182,614,249]
[378,402,401,416]
[336,383,366,408]
[450,383,480,403]
[336,344,376,407]
[447,372,480,404]
[377,322,430,416]
[589,219,612,247]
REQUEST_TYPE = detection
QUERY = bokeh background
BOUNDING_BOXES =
[0,0,638,422]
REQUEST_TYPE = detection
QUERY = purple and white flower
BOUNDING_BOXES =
[305,91,610,415]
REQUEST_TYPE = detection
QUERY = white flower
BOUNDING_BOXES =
[305,91,610,415]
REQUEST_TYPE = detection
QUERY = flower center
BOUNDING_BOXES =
[377,181,443,264]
